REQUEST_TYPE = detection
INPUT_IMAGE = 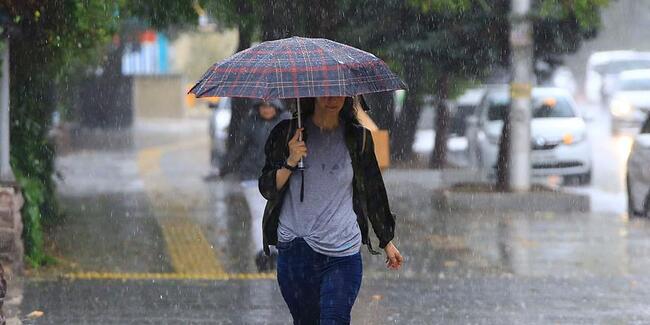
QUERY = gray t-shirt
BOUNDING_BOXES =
[277,118,362,257]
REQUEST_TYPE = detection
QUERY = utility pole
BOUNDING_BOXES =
[0,39,14,183]
[509,0,532,191]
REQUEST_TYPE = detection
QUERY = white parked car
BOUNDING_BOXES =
[585,51,650,104]
[609,69,650,134]
[468,87,592,184]
[627,114,650,217]
[208,97,232,169]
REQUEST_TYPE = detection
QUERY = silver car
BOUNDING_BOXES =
[627,114,650,217]
[585,51,650,104]
[609,69,650,134]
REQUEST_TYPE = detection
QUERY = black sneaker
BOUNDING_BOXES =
[255,250,278,272]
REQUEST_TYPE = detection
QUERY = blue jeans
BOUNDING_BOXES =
[276,238,362,325]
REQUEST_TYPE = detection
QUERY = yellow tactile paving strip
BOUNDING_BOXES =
[60,136,273,281]
[158,216,224,274]
[62,271,275,281]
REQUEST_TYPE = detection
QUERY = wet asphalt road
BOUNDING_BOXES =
[17,106,650,324]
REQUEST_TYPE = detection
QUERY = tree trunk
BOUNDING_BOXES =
[430,76,450,169]
[226,27,253,155]
[363,92,395,130]
[390,91,420,161]
[390,58,422,162]
[496,108,511,190]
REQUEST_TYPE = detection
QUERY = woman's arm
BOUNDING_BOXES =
[258,120,308,199]
[360,128,402,270]
[275,128,306,190]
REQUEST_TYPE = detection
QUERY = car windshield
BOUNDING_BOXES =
[619,77,650,91]
[487,93,575,121]
[593,59,650,74]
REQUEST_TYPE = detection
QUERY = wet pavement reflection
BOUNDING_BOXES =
[19,112,650,324]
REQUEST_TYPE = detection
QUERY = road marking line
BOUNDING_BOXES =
[61,271,275,281]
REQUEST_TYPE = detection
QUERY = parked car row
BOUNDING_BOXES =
[212,72,649,217]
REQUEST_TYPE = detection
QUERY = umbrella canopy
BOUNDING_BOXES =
[189,36,406,100]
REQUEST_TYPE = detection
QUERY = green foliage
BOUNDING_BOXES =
[1,0,199,266]
[539,0,609,29]
[16,171,46,267]
[204,0,341,42]
[9,54,56,266]
[534,0,609,63]
[2,0,121,266]
[122,0,196,28]
[408,0,490,13]
[343,0,609,94]
[203,0,260,37]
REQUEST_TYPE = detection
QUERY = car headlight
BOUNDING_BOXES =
[562,132,586,145]
[610,99,633,117]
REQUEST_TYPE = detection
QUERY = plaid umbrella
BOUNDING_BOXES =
[189,36,406,100]
[190,36,405,177]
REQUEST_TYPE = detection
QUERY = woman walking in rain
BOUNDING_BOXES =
[259,96,403,324]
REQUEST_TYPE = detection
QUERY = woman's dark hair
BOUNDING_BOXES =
[297,97,359,126]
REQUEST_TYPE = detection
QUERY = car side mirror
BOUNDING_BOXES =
[636,133,650,148]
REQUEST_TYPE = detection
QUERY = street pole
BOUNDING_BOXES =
[0,39,14,183]
[509,0,532,192]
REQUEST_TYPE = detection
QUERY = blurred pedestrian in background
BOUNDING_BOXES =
[210,99,288,271]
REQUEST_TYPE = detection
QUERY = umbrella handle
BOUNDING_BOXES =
[297,98,305,170]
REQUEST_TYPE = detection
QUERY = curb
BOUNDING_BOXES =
[432,188,590,213]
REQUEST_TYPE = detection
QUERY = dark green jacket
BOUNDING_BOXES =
[258,117,396,256]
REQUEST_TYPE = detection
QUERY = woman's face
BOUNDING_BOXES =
[315,96,346,115]
[258,103,277,120]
